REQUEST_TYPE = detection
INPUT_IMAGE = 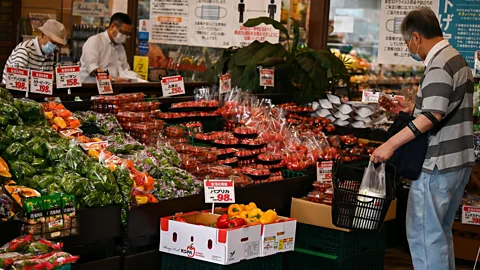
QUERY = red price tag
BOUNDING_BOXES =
[5,67,29,92]
[204,179,235,204]
[219,74,231,94]
[462,205,480,225]
[161,75,185,97]
[96,74,113,95]
[317,161,333,182]
[56,66,82,89]
[260,68,274,87]
[30,70,54,95]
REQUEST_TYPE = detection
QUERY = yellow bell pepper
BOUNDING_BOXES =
[259,210,278,224]
[244,202,257,211]
[228,204,245,217]
[53,117,67,129]
[238,211,250,220]
[135,195,148,205]
[248,208,263,219]
[88,149,100,158]
[44,112,54,120]
[246,217,260,225]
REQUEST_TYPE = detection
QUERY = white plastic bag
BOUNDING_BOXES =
[354,161,387,229]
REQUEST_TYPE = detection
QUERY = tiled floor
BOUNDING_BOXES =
[384,248,474,270]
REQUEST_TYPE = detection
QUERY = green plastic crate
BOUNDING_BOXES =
[286,248,384,270]
[294,223,386,259]
[282,170,306,179]
[161,253,282,270]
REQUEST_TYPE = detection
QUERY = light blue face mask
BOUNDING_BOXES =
[41,41,57,55]
[407,40,423,62]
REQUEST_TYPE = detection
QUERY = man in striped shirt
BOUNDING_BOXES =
[371,7,474,269]
[2,19,66,84]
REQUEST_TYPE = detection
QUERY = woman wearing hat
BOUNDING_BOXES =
[2,19,67,84]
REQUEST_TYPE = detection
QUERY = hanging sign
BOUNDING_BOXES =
[72,2,106,17]
[204,179,235,204]
[161,75,185,97]
[30,70,53,95]
[56,66,82,89]
[96,74,113,95]
[5,67,29,92]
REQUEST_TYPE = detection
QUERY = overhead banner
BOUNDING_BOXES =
[378,1,439,66]
[149,0,280,48]
[378,0,480,68]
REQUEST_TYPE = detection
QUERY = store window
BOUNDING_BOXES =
[137,0,310,82]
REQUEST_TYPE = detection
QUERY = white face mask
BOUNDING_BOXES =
[114,33,126,44]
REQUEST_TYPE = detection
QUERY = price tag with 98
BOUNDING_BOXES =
[5,67,29,92]
[204,179,235,204]
[56,66,82,89]
[161,75,185,97]
[96,74,113,95]
[30,70,54,95]
[317,161,333,182]
[259,68,274,87]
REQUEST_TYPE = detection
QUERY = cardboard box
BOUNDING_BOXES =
[159,212,262,265]
[261,217,296,257]
[290,198,397,232]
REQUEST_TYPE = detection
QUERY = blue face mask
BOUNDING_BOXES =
[408,40,423,62]
[41,41,57,55]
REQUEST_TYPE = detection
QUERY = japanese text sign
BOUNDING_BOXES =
[30,70,53,95]
[317,161,333,182]
[56,66,82,89]
[259,68,274,87]
[362,91,380,103]
[204,179,235,204]
[96,74,113,95]
[5,67,29,92]
[219,74,231,94]
[161,75,186,97]
[462,205,480,225]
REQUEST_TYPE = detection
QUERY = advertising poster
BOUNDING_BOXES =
[149,0,281,48]
[377,0,439,66]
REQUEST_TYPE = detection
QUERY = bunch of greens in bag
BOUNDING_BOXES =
[64,140,88,176]
[86,162,117,193]
[0,87,14,104]
[5,125,32,142]
[46,143,67,163]
[9,161,36,184]
[29,174,57,192]
[13,98,44,123]
[59,171,86,197]
[26,136,48,158]
[0,98,21,127]
[0,130,13,153]
[3,142,33,163]
[113,166,133,203]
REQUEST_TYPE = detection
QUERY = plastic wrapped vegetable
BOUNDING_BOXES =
[46,183,63,195]
[0,100,21,126]
[31,157,48,170]
[0,235,32,253]
[60,172,85,197]
[86,163,117,193]
[24,239,63,254]
[3,143,33,163]
[82,190,109,207]
[5,125,32,142]
[29,174,56,191]
[65,141,87,175]
[13,98,44,123]
[113,166,133,202]
[26,136,48,157]
[46,143,67,163]
[0,130,13,153]
[0,252,23,268]
[0,87,14,103]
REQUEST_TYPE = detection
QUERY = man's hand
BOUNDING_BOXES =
[370,142,395,163]
[391,97,414,115]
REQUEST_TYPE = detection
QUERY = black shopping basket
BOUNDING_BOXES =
[332,155,396,231]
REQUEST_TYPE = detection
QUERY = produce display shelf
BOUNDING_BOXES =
[161,253,283,270]
[286,248,384,270]
[294,223,386,259]
[71,256,122,270]
[123,250,161,270]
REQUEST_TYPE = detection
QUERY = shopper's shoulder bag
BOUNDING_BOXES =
[388,102,461,180]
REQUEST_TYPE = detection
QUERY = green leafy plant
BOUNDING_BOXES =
[217,17,349,104]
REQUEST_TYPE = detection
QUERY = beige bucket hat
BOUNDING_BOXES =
[38,19,67,45]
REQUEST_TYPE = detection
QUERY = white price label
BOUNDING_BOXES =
[462,205,480,225]
[5,67,29,92]
[59,128,83,138]
[362,91,380,103]
[259,69,274,87]
[30,70,54,95]
[204,179,235,204]
[161,75,185,97]
[219,74,231,94]
[96,74,113,95]
[317,161,333,182]
[56,66,82,89]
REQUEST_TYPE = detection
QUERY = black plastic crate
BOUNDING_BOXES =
[294,223,386,259]
[286,248,384,270]
[161,253,282,270]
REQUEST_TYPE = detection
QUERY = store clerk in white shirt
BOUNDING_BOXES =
[80,13,132,83]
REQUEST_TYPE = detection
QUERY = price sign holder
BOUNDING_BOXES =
[259,67,274,88]
[204,179,235,213]
[96,74,113,95]
[30,70,54,95]
[56,66,82,89]
[161,75,185,97]
[317,161,333,182]
[5,67,29,92]
[219,73,232,94]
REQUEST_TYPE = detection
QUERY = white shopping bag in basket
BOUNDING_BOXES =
[353,161,387,229]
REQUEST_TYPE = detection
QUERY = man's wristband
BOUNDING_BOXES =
[408,121,422,137]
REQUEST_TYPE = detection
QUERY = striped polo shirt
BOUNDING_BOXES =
[413,41,474,174]
[2,38,54,84]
